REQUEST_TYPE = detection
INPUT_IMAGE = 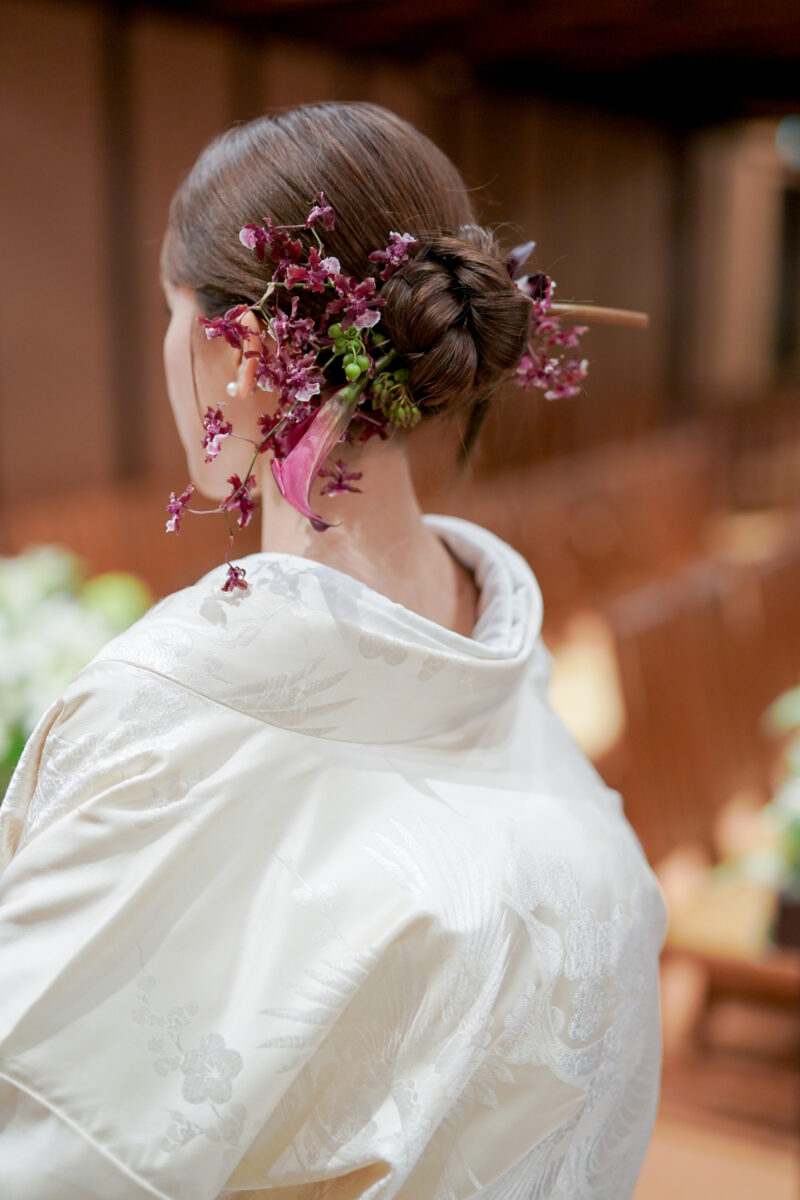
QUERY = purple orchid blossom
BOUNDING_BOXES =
[269,295,317,351]
[238,224,269,262]
[222,562,248,593]
[165,482,195,533]
[265,226,305,279]
[201,406,234,462]
[222,473,257,529]
[516,272,552,302]
[197,304,253,350]
[318,458,363,496]
[285,246,341,293]
[239,218,304,279]
[174,192,595,594]
[305,190,336,232]
[515,347,589,401]
[245,344,324,405]
[326,274,385,331]
[368,231,419,282]
[270,387,361,531]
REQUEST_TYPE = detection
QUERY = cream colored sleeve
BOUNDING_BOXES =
[0,1076,161,1199]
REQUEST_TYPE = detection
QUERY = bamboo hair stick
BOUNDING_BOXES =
[549,302,649,329]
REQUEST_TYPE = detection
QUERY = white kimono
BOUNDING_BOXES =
[0,513,669,1200]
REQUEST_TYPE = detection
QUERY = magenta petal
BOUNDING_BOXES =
[270,390,359,529]
[505,239,537,280]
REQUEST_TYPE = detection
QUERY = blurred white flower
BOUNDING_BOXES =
[0,546,151,788]
[764,775,800,824]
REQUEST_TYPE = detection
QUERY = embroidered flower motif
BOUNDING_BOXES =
[132,972,247,1154]
[203,1102,247,1145]
[418,654,448,683]
[154,1052,182,1077]
[160,1110,203,1151]
[180,1031,244,1105]
[357,632,408,665]
[167,1003,195,1031]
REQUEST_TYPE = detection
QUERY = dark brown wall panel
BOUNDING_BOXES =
[0,7,678,503]
[461,93,673,470]
[0,0,114,501]
[258,37,340,109]
[130,11,233,483]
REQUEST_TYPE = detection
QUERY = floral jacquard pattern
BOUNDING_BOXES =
[181,1033,244,1105]
[18,725,157,850]
[221,799,665,1200]
[89,514,541,746]
[15,668,203,848]
[131,973,247,1156]
[0,511,668,1200]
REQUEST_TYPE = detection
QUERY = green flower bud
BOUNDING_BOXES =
[328,323,342,338]
[356,354,370,371]
[344,361,362,381]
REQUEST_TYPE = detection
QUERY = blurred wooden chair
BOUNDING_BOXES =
[602,547,800,1123]
[706,393,800,511]
[602,555,774,865]
[749,529,800,706]
[425,418,719,638]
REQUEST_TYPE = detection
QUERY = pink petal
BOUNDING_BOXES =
[505,239,537,280]
[270,389,359,530]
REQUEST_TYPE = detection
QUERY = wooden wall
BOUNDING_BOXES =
[0,0,703,505]
[0,1,115,497]
[679,119,790,403]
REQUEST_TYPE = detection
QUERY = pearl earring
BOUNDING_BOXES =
[225,380,238,398]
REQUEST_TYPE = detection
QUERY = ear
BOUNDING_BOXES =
[233,308,273,398]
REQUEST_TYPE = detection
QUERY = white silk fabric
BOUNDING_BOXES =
[0,513,669,1199]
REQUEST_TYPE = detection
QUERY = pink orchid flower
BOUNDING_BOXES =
[270,387,360,531]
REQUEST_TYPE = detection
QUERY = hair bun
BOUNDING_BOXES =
[378,224,532,418]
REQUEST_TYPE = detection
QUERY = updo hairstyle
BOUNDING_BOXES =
[161,101,532,459]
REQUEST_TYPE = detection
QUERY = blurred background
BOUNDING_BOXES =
[1,0,799,1193]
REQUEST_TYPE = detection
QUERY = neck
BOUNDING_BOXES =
[255,435,433,575]
[252,434,481,637]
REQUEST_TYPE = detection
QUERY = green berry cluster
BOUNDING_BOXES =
[369,366,421,429]
[326,321,420,429]
[327,323,371,382]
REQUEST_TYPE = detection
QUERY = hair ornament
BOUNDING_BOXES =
[167,190,648,593]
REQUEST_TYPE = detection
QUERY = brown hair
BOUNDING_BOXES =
[161,101,532,460]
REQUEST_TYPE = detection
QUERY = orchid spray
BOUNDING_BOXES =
[165,192,636,593]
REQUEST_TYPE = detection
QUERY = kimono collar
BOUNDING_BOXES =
[94,514,548,745]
